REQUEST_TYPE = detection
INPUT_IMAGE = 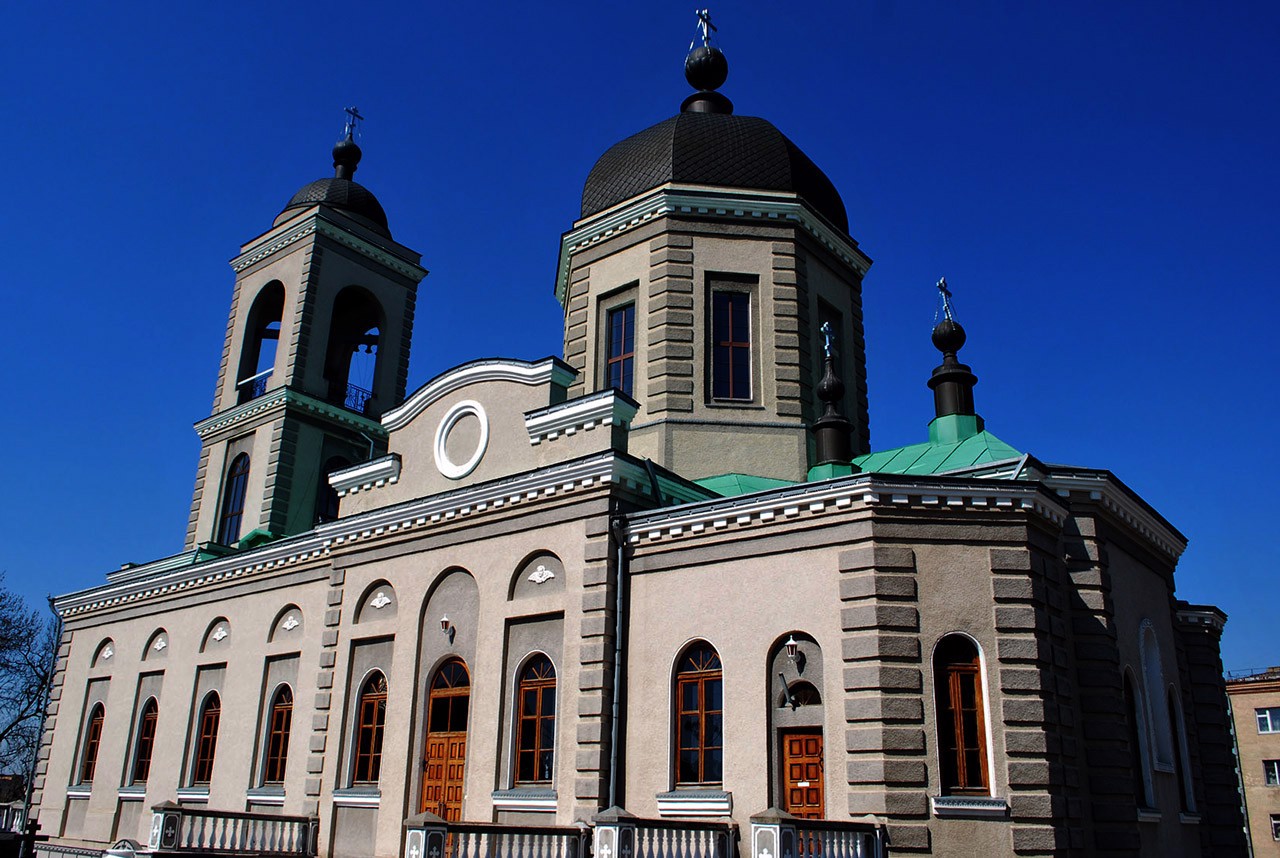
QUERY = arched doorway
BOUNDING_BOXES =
[422,658,470,820]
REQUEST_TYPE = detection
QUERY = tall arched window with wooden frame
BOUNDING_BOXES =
[131,698,159,784]
[515,655,556,785]
[674,641,723,785]
[353,672,388,784]
[933,635,989,795]
[216,454,250,545]
[80,703,105,783]
[1123,670,1153,808]
[264,685,293,784]
[193,692,221,785]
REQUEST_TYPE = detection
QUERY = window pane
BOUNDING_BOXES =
[704,747,723,782]
[679,750,700,783]
[682,682,699,711]
[523,689,538,717]
[704,713,723,747]
[540,716,556,750]
[680,715,701,748]
[1267,760,1280,786]
[449,696,469,732]
[517,751,534,783]
[541,687,556,717]
[705,678,723,711]
[429,698,448,733]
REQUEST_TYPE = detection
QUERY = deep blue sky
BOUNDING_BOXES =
[4,3,1277,671]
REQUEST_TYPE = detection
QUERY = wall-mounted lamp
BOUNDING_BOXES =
[440,615,455,644]
[785,636,799,660]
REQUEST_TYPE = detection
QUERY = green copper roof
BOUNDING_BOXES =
[852,427,1022,476]
[697,473,797,497]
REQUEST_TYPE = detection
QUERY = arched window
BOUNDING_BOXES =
[193,693,221,784]
[217,454,250,545]
[515,655,556,784]
[354,672,388,783]
[315,456,351,524]
[1140,626,1174,767]
[1124,672,1152,807]
[132,698,159,784]
[264,686,293,784]
[933,635,989,795]
[80,704,105,783]
[675,642,723,785]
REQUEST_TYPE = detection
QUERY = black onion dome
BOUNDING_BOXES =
[581,112,848,233]
[279,178,391,238]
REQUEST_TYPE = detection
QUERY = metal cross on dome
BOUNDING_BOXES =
[344,106,364,139]
[694,9,717,47]
[937,276,955,322]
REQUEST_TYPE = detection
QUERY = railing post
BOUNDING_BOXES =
[149,802,184,853]
[404,811,448,858]
[749,809,797,858]
[593,806,637,858]
[304,814,320,857]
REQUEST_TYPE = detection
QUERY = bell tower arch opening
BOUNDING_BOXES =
[323,285,386,415]
[237,281,285,403]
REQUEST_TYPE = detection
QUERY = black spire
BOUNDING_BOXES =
[927,278,981,423]
[333,106,364,180]
[810,322,855,466]
[682,10,733,114]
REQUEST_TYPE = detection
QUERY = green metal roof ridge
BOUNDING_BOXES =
[696,472,798,497]
[853,429,1023,477]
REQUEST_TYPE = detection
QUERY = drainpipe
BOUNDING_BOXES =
[607,512,631,810]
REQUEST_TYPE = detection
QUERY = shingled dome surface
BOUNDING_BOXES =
[280,177,391,238]
[581,112,849,233]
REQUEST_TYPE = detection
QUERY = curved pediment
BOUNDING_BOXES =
[332,357,638,514]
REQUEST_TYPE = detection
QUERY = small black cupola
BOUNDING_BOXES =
[926,278,985,443]
[682,9,733,114]
[809,321,856,467]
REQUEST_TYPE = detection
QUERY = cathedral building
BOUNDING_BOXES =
[32,26,1245,858]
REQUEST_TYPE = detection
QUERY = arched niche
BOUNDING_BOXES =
[767,632,826,815]
[509,551,565,600]
[143,629,169,661]
[200,617,232,653]
[355,580,397,623]
[419,569,480,695]
[323,285,386,414]
[237,281,285,404]
[91,638,116,668]
[269,605,305,642]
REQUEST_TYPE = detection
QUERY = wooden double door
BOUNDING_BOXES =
[781,729,825,818]
[421,659,470,821]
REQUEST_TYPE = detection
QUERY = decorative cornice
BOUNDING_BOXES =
[230,211,427,283]
[382,358,576,433]
[625,473,1068,546]
[194,387,385,440]
[1176,606,1226,632]
[930,795,1009,818]
[556,184,873,305]
[56,453,693,618]
[525,389,638,445]
[330,455,402,498]
[1045,471,1186,560]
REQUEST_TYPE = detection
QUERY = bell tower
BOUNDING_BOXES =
[186,113,428,548]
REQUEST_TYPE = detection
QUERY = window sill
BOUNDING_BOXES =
[118,786,147,800]
[656,789,732,818]
[1137,808,1162,823]
[176,787,209,803]
[492,788,557,813]
[1178,813,1201,825]
[333,787,380,808]
[247,786,286,806]
[65,786,91,799]
[930,796,1008,819]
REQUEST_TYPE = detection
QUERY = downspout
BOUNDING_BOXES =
[607,512,631,809]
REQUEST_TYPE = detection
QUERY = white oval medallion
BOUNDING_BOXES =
[434,400,489,480]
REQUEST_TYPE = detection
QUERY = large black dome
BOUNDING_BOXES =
[279,177,391,238]
[581,111,848,233]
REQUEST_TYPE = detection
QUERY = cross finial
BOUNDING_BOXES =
[343,106,364,140]
[694,9,717,47]
[820,321,837,360]
[937,277,955,321]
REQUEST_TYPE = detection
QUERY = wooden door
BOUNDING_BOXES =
[782,729,825,818]
[421,659,470,820]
